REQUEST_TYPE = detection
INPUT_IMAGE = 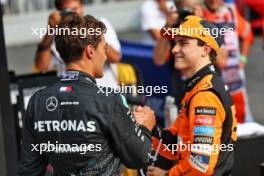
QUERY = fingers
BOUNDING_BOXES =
[135,106,143,112]
[146,166,168,176]
[147,166,156,172]
[133,111,152,124]
[166,12,179,27]
[135,106,153,114]
[146,167,154,176]
[133,111,145,124]
[146,166,159,176]
[49,11,61,28]
[133,106,156,131]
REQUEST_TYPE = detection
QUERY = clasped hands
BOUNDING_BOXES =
[133,106,156,132]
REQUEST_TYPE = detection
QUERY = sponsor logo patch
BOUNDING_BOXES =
[61,71,79,81]
[194,116,215,125]
[46,96,58,112]
[189,152,210,173]
[191,144,212,155]
[195,107,216,116]
[60,101,79,106]
[193,136,214,145]
[194,126,215,135]
[191,152,210,164]
[34,120,96,132]
[59,86,72,92]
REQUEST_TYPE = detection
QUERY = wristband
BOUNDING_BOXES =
[239,55,248,64]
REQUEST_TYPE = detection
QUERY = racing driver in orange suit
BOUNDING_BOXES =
[137,16,237,176]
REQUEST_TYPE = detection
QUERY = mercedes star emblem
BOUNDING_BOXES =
[46,96,58,111]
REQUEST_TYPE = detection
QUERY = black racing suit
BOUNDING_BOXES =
[18,70,152,176]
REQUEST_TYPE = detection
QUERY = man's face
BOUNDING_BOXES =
[61,0,84,15]
[92,36,107,78]
[204,0,223,12]
[174,0,193,8]
[171,36,203,71]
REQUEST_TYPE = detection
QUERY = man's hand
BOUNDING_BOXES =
[165,12,179,28]
[35,11,61,71]
[165,1,178,28]
[146,166,168,176]
[48,11,61,28]
[133,106,156,131]
[193,4,203,17]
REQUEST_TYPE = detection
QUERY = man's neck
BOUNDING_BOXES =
[66,62,95,78]
[182,61,212,79]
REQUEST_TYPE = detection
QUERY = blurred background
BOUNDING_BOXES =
[0,0,264,175]
[2,0,264,123]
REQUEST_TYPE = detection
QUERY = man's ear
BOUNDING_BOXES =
[85,45,94,59]
[202,45,212,57]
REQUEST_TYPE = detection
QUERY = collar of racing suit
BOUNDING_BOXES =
[61,70,97,84]
[184,64,216,91]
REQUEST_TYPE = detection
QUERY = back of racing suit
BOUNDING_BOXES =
[18,70,152,176]
[152,64,237,175]
[203,5,253,123]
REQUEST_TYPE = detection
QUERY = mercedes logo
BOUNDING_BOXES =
[46,96,58,112]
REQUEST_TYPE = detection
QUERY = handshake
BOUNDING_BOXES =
[133,106,156,132]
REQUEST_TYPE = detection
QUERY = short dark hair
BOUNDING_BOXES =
[55,14,107,65]
[197,39,217,63]
[55,0,83,10]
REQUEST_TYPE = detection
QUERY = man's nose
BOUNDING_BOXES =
[171,43,180,54]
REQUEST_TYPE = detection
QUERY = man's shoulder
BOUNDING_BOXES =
[196,73,225,90]
[189,73,229,103]
[198,73,232,106]
[97,86,129,106]
[96,86,121,100]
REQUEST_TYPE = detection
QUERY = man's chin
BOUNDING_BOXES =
[174,63,187,71]
[95,72,104,79]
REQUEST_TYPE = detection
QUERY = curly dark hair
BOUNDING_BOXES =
[55,14,107,65]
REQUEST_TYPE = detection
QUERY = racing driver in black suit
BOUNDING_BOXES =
[18,13,156,176]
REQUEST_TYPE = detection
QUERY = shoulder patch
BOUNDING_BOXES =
[195,107,216,116]
[194,126,215,135]
[193,135,214,145]
[189,152,210,173]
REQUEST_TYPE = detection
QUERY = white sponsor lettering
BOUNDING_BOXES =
[34,120,96,132]
[191,144,212,155]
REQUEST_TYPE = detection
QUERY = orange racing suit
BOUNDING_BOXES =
[152,64,237,175]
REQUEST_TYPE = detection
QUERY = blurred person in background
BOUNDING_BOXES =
[139,0,175,44]
[153,0,203,107]
[34,0,121,88]
[202,0,254,123]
